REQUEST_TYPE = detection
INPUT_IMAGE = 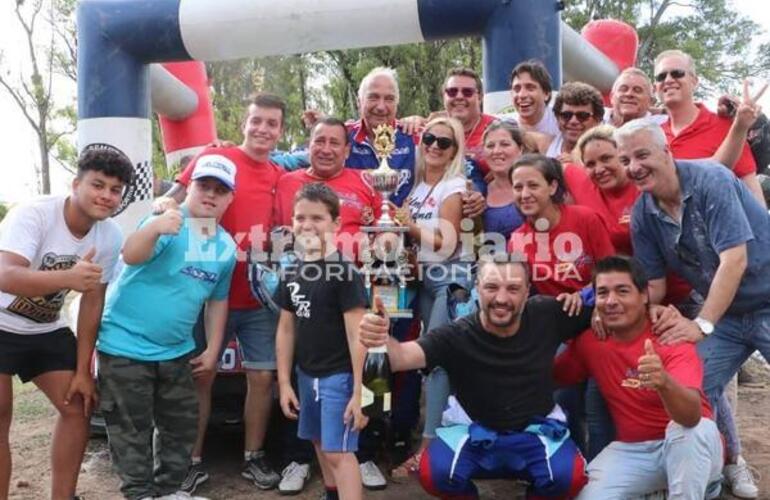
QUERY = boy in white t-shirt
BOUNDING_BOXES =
[0,144,132,499]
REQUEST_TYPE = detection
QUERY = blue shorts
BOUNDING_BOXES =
[194,307,278,371]
[296,368,358,453]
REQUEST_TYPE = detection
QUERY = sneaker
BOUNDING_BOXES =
[242,451,281,490]
[278,461,311,495]
[180,462,209,494]
[724,456,760,499]
[359,460,387,490]
[155,492,210,500]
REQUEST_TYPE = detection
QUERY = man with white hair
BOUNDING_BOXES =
[654,49,765,205]
[619,118,770,499]
[605,67,668,127]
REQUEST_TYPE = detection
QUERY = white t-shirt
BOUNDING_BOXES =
[498,107,561,137]
[0,196,123,334]
[408,176,466,262]
[602,107,668,126]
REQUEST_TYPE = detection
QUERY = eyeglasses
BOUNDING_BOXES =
[444,87,477,98]
[557,111,594,123]
[654,69,687,83]
[422,133,456,150]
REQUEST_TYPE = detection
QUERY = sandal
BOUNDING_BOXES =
[391,451,423,479]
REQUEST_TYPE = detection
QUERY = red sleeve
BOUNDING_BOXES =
[562,163,589,199]
[553,334,591,386]
[733,141,757,178]
[176,147,217,186]
[660,343,704,391]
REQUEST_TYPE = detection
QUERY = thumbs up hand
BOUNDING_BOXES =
[359,296,391,349]
[637,338,666,390]
[67,247,103,292]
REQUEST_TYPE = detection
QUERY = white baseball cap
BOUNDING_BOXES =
[191,154,237,191]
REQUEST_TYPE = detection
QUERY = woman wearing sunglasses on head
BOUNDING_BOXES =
[479,121,529,246]
[392,116,473,475]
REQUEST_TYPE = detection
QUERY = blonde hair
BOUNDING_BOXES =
[575,124,618,164]
[412,117,467,188]
[654,50,697,77]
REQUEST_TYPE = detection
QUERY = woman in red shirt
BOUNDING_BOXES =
[509,154,615,299]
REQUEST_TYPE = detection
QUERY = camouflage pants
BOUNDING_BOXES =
[98,352,198,500]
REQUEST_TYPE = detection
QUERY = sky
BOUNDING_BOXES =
[0,1,769,204]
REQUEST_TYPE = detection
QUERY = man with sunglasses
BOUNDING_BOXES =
[654,49,766,207]
[619,118,770,500]
[547,82,605,163]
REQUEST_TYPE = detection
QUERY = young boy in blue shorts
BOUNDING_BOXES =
[276,183,368,500]
[96,155,237,500]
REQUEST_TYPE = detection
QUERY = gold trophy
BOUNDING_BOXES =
[361,124,412,318]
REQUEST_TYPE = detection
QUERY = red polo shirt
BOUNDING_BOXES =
[465,113,497,175]
[662,103,756,178]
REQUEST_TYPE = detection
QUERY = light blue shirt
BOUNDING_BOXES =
[98,211,236,361]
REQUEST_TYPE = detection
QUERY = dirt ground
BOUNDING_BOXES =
[8,362,770,500]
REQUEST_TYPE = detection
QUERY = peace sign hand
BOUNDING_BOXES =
[734,79,768,131]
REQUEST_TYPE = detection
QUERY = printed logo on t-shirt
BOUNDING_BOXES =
[6,252,76,324]
[287,282,310,318]
[181,266,218,284]
[620,367,642,389]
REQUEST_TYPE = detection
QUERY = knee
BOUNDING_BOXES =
[246,371,274,392]
[57,399,88,422]
[418,443,471,498]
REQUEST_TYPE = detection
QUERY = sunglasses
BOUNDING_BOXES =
[558,111,594,123]
[654,69,687,82]
[422,133,456,150]
[444,87,477,98]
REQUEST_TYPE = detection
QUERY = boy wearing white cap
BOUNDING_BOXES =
[96,155,237,500]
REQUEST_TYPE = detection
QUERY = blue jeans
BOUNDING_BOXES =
[697,306,770,459]
[578,419,723,499]
[418,262,473,439]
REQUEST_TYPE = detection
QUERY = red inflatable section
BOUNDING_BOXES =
[582,19,639,104]
[158,61,217,166]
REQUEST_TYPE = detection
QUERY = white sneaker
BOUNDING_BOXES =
[724,456,759,499]
[155,491,210,500]
[359,460,387,490]
[278,461,311,494]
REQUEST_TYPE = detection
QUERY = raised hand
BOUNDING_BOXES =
[359,296,390,349]
[152,209,184,236]
[637,339,666,390]
[735,79,768,131]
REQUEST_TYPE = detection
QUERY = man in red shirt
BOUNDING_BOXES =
[554,256,723,499]
[655,49,765,206]
[275,117,381,261]
[157,93,286,492]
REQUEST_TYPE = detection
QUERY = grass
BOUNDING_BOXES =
[11,378,54,423]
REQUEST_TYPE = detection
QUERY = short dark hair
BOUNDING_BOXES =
[553,82,605,120]
[311,117,350,145]
[77,144,134,185]
[244,92,287,126]
[510,60,553,104]
[445,67,483,95]
[509,153,567,204]
[592,256,649,292]
[294,182,340,220]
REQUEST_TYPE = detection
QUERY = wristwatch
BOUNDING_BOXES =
[694,316,715,336]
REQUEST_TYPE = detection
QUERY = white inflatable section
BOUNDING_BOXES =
[78,117,153,236]
[561,23,618,92]
[483,90,511,116]
[179,0,425,61]
[149,65,199,120]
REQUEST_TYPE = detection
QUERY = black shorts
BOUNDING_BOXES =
[0,327,77,382]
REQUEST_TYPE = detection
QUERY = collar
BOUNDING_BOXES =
[643,160,693,217]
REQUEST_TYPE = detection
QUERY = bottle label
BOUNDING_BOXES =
[383,391,391,412]
[361,385,374,408]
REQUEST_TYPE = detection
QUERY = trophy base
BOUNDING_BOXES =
[362,225,409,233]
[370,308,413,319]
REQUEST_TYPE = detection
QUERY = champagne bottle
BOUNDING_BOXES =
[361,344,392,418]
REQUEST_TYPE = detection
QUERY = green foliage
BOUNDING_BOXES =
[0,203,8,223]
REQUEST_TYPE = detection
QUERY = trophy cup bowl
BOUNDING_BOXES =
[362,158,400,227]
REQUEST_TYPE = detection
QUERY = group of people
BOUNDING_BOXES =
[0,45,768,500]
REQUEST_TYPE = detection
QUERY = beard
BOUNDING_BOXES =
[482,301,520,328]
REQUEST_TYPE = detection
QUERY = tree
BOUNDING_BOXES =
[0,0,76,194]
[0,203,8,223]
[562,0,768,95]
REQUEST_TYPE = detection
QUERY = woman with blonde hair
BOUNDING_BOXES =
[393,116,472,475]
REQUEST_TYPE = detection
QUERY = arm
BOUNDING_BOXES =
[65,283,108,415]
[699,244,747,324]
[0,249,101,296]
[358,309,427,372]
[275,309,300,419]
[122,210,182,265]
[190,299,228,378]
[648,277,667,305]
[638,340,701,427]
[343,307,368,429]
[160,182,187,204]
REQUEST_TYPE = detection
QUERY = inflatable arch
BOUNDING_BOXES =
[76,0,636,231]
